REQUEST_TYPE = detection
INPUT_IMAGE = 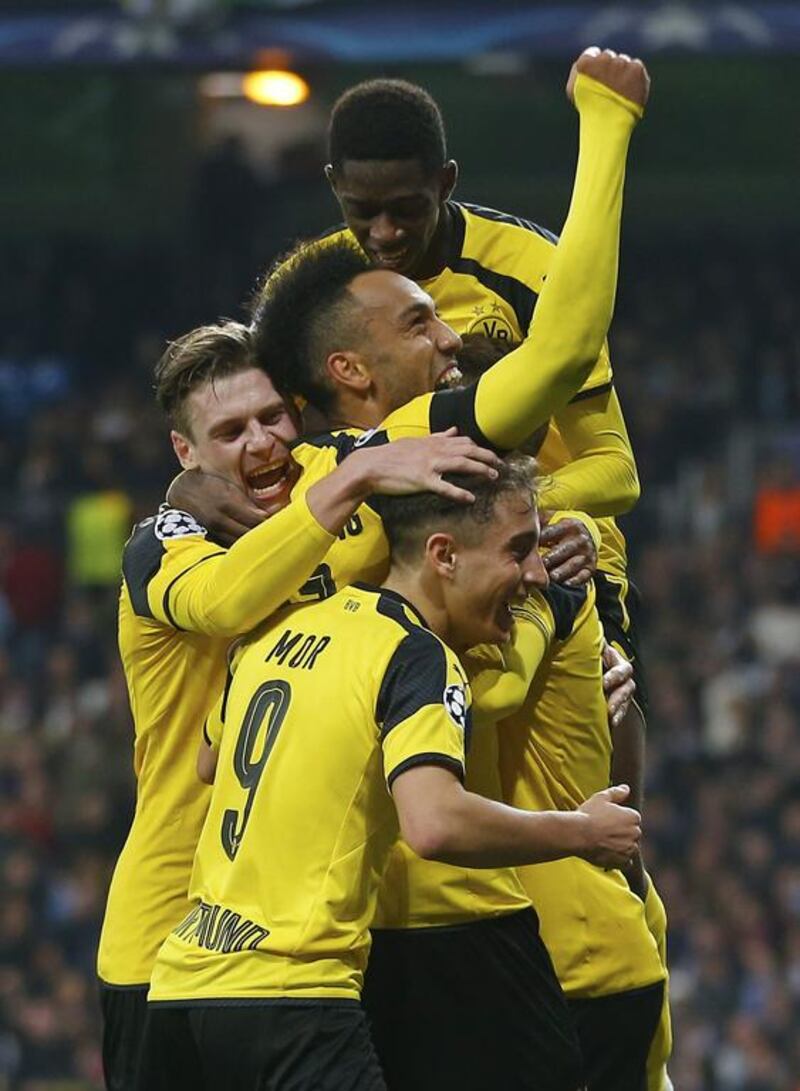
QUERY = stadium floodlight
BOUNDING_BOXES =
[242,69,310,106]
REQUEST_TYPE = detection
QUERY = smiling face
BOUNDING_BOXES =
[345,269,463,413]
[442,493,549,650]
[328,158,455,280]
[171,368,300,515]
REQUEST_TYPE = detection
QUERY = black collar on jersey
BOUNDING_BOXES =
[352,581,432,632]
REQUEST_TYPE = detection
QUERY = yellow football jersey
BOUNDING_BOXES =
[149,583,469,1003]
[97,498,335,986]
[322,199,628,582]
[371,592,561,930]
[492,586,665,997]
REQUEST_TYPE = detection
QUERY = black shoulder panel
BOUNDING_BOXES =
[375,627,449,738]
[458,202,559,244]
[542,583,588,642]
[294,428,392,468]
[122,517,165,620]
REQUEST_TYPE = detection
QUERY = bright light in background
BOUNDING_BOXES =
[199,70,311,107]
[242,70,310,107]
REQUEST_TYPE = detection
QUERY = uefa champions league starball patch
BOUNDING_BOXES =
[154,506,208,541]
[443,683,467,730]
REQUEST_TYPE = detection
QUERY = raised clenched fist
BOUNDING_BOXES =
[566,46,651,108]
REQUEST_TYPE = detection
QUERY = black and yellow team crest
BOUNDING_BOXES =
[464,301,516,343]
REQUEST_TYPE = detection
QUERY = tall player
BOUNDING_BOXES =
[321,63,651,900]
[319,61,671,1091]
[95,321,499,1090]
[141,460,642,1091]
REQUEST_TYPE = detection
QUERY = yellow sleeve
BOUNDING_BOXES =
[137,497,334,636]
[466,594,555,726]
[575,339,613,397]
[471,74,642,449]
[538,387,640,516]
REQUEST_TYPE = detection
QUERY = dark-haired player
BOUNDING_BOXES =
[321,72,674,1080]
[142,459,641,1091]
[321,63,654,897]
[96,321,500,1090]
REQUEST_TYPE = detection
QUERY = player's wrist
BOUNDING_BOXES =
[335,449,376,503]
[574,73,644,125]
[532,810,592,860]
[560,810,594,859]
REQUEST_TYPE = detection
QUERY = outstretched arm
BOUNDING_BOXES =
[457,51,648,450]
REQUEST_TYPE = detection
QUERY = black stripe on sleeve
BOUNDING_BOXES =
[376,627,449,739]
[387,753,465,789]
[429,384,499,452]
[568,381,613,405]
[542,584,587,641]
[161,552,226,631]
[202,719,213,747]
[122,518,166,620]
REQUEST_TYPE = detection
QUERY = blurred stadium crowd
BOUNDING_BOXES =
[0,195,799,1089]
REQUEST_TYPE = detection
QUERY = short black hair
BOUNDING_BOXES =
[329,79,446,177]
[252,239,371,414]
[381,456,538,565]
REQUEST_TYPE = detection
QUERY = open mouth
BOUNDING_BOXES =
[245,461,293,502]
[372,248,409,270]
[435,363,463,391]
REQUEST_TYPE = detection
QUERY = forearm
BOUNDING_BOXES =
[167,496,334,635]
[539,389,640,516]
[539,450,639,516]
[305,450,378,534]
[408,785,589,869]
[474,77,640,449]
[610,701,646,814]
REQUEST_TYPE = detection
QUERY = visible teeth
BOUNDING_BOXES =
[436,365,462,390]
[247,463,290,498]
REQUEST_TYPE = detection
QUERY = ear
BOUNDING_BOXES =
[425,532,457,579]
[325,350,372,394]
[441,160,458,202]
[171,429,198,470]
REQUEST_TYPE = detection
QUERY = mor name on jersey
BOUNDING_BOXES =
[266,628,331,671]
[173,901,270,953]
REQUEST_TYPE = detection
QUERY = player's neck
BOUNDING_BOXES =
[412,203,453,281]
[382,569,459,651]
[325,391,388,432]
